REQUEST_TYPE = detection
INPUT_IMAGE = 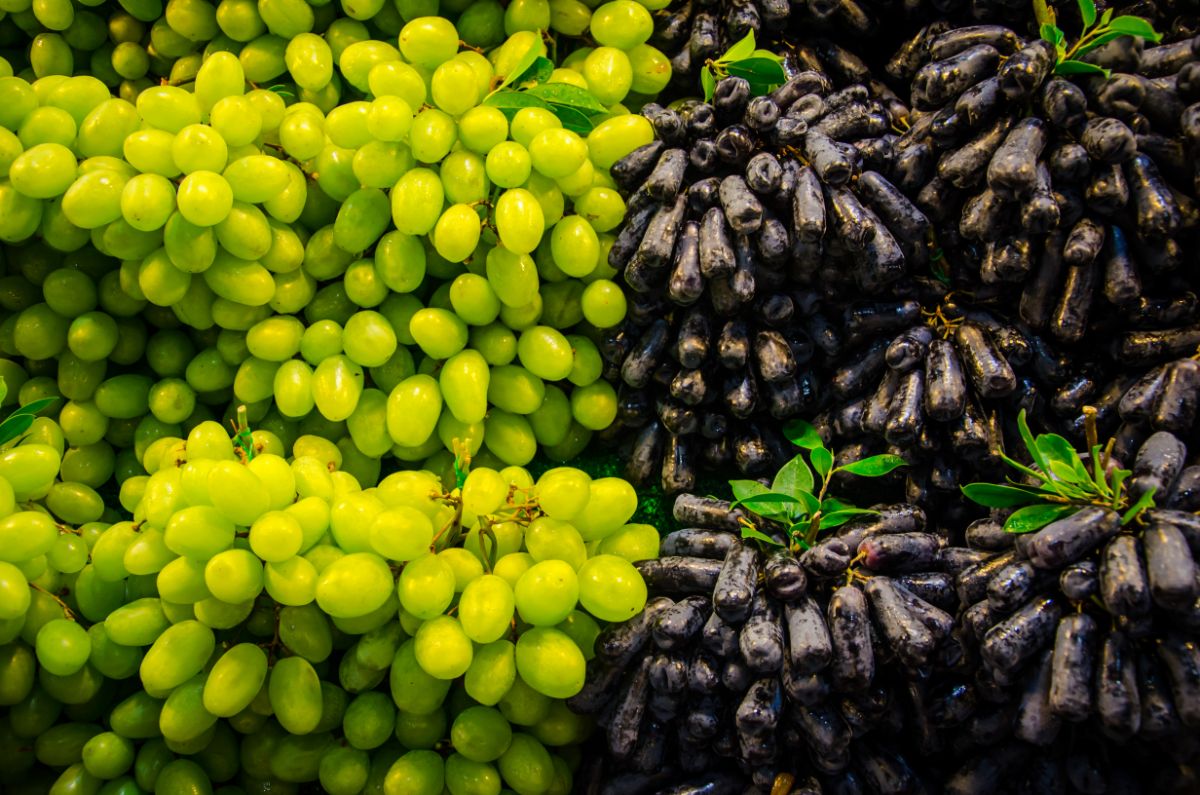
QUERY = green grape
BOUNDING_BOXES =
[548,215,600,278]
[393,708,445,753]
[430,59,480,117]
[160,675,218,744]
[485,248,538,308]
[398,16,459,67]
[391,168,444,236]
[383,373,439,448]
[507,108,558,150]
[579,279,625,328]
[409,308,468,360]
[548,0,591,34]
[35,619,91,677]
[367,60,426,108]
[570,477,637,540]
[576,553,647,622]
[515,326,573,381]
[172,125,228,177]
[206,461,270,526]
[514,627,585,698]
[278,604,333,663]
[450,706,512,763]
[201,642,266,718]
[139,620,215,695]
[346,389,392,458]
[527,128,587,180]
[389,639,451,715]
[156,556,211,604]
[224,154,290,203]
[216,0,266,41]
[136,85,201,133]
[439,547,484,590]
[589,0,653,47]
[300,318,344,363]
[0,510,58,561]
[513,560,578,627]
[596,522,659,563]
[79,730,134,780]
[413,615,472,679]
[587,113,654,171]
[258,0,314,37]
[483,411,537,466]
[504,0,551,32]
[269,655,323,734]
[9,143,76,199]
[248,511,303,562]
[338,39,401,93]
[458,574,515,644]
[485,365,542,415]
[496,732,553,794]
[570,380,616,430]
[435,349,487,424]
[18,106,77,150]
[285,32,333,90]
[582,47,633,106]
[384,749,444,795]
[397,551,457,620]
[175,170,233,227]
[432,204,482,264]
[441,152,490,207]
[524,517,587,571]
[310,551,392,619]
[526,385,567,448]
[627,43,671,94]
[444,753,502,795]
[108,691,162,740]
[366,96,412,142]
[310,354,363,422]
[320,746,370,795]
[554,609,601,661]
[448,274,500,327]
[202,548,262,603]
[484,142,531,189]
[409,107,457,164]
[459,637,514,707]
[457,106,508,155]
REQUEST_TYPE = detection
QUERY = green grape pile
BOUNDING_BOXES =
[0,404,658,795]
[0,1,669,491]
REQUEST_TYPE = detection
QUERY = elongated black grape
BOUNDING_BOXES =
[661,529,737,559]
[1101,536,1152,617]
[764,549,806,601]
[653,595,711,651]
[865,577,938,668]
[1024,506,1122,570]
[1047,613,1097,721]
[828,585,875,691]
[859,532,942,573]
[1097,630,1142,738]
[608,656,652,759]
[981,595,1062,674]
[924,338,968,420]
[636,557,723,595]
[713,542,759,623]
[1156,633,1200,727]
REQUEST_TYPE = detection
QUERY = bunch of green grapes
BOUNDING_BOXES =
[0,409,659,795]
[0,7,664,490]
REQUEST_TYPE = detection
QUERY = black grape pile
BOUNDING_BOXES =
[571,428,1200,794]
[600,13,1200,500]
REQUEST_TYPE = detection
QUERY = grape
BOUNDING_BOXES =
[459,574,516,643]
[385,749,445,795]
[315,552,394,619]
[269,656,323,735]
[514,560,578,626]
[139,620,214,695]
[398,553,456,620]
[576,553,647,622]
[515,627,585,698]
[414,615,473,679]
[497,733,554,795]
[201,642,267,717]
[494,188,545,255]
[35,619,91,677]
[398,17,459,67]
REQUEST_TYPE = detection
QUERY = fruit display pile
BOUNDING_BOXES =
[0,0,1199,792]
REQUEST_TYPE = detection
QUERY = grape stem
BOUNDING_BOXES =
[29,582,78,623]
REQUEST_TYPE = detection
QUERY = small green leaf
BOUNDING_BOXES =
[701,67,716,102]
[1033,0,1057,27]
[1036,434,1092,485]
[1016,410,1049,475]
[6,396,58,419]
[1054,59,1111,77]
[1109,467,1131,507]
[794,490,820,519]
[811,447,833,478]
[818,509,878,530]
[723,58,786,90]
[820,497,853,513]
[1121,487,1156,525]
[1104,15,1162,42]
[722,31,757,62]
[1077,0,1097,29]
[484,90,552,115]
[730,479,769,502]
[838,454,907,478]
[516,56,555,86]
[523,83,608,115]
[495,35,547,92]
[731,493,802,513]
[1004,503,1078,534]
[772,453,814,499]
[545,103,597,134]
[960,482,1047,508]
[750,48,784,64]
[783,420,824,450]
[1100,7,1113,25]
[0,415,36,446]
[741,525,785,547]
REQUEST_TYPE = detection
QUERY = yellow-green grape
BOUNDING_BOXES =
[207,461,270,526]
[554,610,602,662]
[398,16,459,68]
[368,506,432,563]
[342,691,394,752]
[515,326,573,381]
[497,733,554,794]
[589,1,654,48]
[528,128,587,180]
[432,203,482,263]
[460,466,507,517]
[576,553,647,622]
[462,639,515,707]
[391,167,444,236]
[35,619,92,677]
[386,373,441,447]
[580,279,626,328]
[458,574,515,644]
[409,107,457,164]
[409,308,468,360]
[597,523,660,562]
[483,410,536,466]
[202,642,267,717]
[468,324,516,367]
[513,559,578,627]
[431,58,480,116]
[248,511,303,562]
[270,655,323,735]
[549,215,599,278]
[572,477,637,540]
[458,106,508,155]
[385,748,445,795]
[264,556,319,606]
[448,274,501,327]
[570,380,616,430]
[485,248,538,308]
[587,113,654,171]
[175,170,233,227]
[440,150,490,206]
[277,604,333,664]
[390,639,452,715]
[413,615,472,679]
[368,60,426,108]
[285,32,333,90]
[0,511,58,562]
[10,142,76,199]
[139,620,215,695]
[366,96,413,142]
[548,0,591,34]
[315,552,394,618]
[439,349,489,424]
[493,188,544,255]
[628,43,671,95]
[397,552,455,620]
[524,517,587,571]
[450,706,512,764]
[321,746,370,795]
[515,627,585,698]
[445,753,503,795]
[203,548,263,603]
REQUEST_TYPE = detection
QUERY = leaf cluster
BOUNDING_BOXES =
[484,39,608,134]
[1036,0,1162,78]
[730,419,906,550]
[960,409,1154,534]
[700,31,787,103]
[0,377,58,448]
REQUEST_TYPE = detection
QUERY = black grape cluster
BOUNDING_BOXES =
[571,430,1200,794]
[598,66,942,491]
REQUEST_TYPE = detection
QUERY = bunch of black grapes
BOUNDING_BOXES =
[571,431,1200,794]
[598,62,945,492]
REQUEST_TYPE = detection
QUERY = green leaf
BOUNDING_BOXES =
[1121,487,1156,525]
[523,83,608,115]
[731,493,802,514]
[1054,59,1111,77]
[818,508,878,530]
[1104,15,1162,42]
[0,415,35,446]
[741,524,785,547]
[1109,467,1131,507]
[723,58,786,90]
[838,454,907,478]
[721,31,757,62]
[730,479,769,502]
[772,454,814,499]
[811,447,833,478]
[750,48,784,63]
[495,35,546,92]
[820,497,853,513]
[701,67,716,102]
[783,420,824,450]
[1100,7,1113,25]
[0,376,6,407]
[960,482,1047,508]
[1033,0,1057,27]
[1016,410,1049,475]
[6,396,57,419]
[1036,433,1092,486]
[794,490,821,518]
[484,90,552,117]
[544,103,597,134]
[516,56,555,86]
[1004,503,1078,534]
[1077,0,1097,29]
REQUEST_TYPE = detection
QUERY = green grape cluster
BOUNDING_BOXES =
[0,409,658,795]
[0,3,666,491]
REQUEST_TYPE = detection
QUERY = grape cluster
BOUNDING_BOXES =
[573,460,1200,793]
[0,8,677,490]
[0,408,664,795]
